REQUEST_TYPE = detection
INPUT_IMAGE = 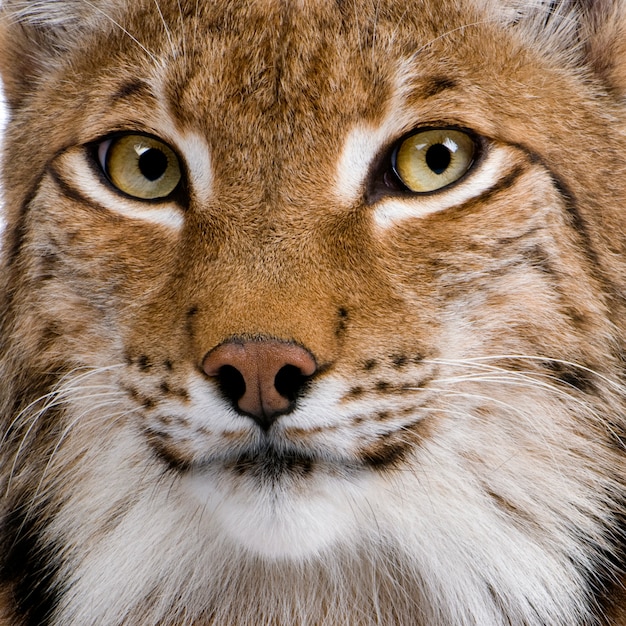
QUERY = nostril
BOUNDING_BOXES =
[274,364,311,402]
[202,338,318,427]
[216,365,246,405]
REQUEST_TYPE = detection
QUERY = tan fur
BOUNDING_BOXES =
[2,0,626,624]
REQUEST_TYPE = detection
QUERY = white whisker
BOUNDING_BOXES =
[3,364,126,494]
[409,18,500,61]
[152,0,177,59]
[81,0,161,64]
[429,355,625,394]
[175,0,187,60]
[28,403,138,515]
[370,0,381,64]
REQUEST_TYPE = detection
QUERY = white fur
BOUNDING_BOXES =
[52,147,185,229]
[49,113,213,228]
[333,62,429,205]
[1,1,624,624]
[372,147,512,228]
[29,357,613,625]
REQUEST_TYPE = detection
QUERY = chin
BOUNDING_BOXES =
[182,452,369,560]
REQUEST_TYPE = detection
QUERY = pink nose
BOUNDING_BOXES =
[202,339,317,430]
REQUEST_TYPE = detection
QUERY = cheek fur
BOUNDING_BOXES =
[1,1,626,625]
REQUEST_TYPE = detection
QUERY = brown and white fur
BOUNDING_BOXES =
[2,0,626,624]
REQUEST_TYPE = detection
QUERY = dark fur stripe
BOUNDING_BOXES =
[586,496,626,626]
[516,147,604,279]
[3,185,40,271]
[109,79,153,103]
[451,164,527,214]
[47,165,111,215]
[549,172,602,269]
[421,76,458,98]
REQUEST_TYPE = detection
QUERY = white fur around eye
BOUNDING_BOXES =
[53,147,186,229]
[372,147,511,229]
[175,131,213,202]
[334,111,519,229]
[334,123,389,204]
[49,123,213,230]
[332,77,415,205]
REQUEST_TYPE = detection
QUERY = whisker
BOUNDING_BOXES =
[430,372,590,404]
[152,0,177,59]
[353,0,364,61]
[439,385,595,474]
[1,364,126,444]
[175,0,187,60]
[370,0,381,64]
[4,390,123,494]
[12,405,138,545]
[409,19,500,60]
[81,0,161,65]
[3,364,126,493]
[193,0,201,52]
[28,403,138,513]
[429,355,625,394]
[386,5,411,53]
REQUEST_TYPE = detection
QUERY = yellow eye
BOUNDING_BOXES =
[99,134,182,199]
[394,129,475,193]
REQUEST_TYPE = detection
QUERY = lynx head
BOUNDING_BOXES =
[1,0,626,624]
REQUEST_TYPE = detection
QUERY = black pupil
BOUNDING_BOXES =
[138,148,168,181]
[425,143,452,175]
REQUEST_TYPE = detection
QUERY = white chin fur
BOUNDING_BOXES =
[183,469,366,560]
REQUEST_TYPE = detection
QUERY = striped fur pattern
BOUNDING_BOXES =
[1,0,626,624]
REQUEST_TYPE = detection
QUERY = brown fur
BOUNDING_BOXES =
[1,0,626,624]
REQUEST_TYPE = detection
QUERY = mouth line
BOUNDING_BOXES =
[207,444,363,481]
[151,436,361,479]
[223,448,320,480]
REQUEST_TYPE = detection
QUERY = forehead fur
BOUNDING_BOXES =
[1,0,126,26]
[0,0,623,76]
[0,0,602,43]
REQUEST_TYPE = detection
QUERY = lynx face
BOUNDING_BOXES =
[2,1,626,625]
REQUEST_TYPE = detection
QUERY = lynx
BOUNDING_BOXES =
[1,0,626,624]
